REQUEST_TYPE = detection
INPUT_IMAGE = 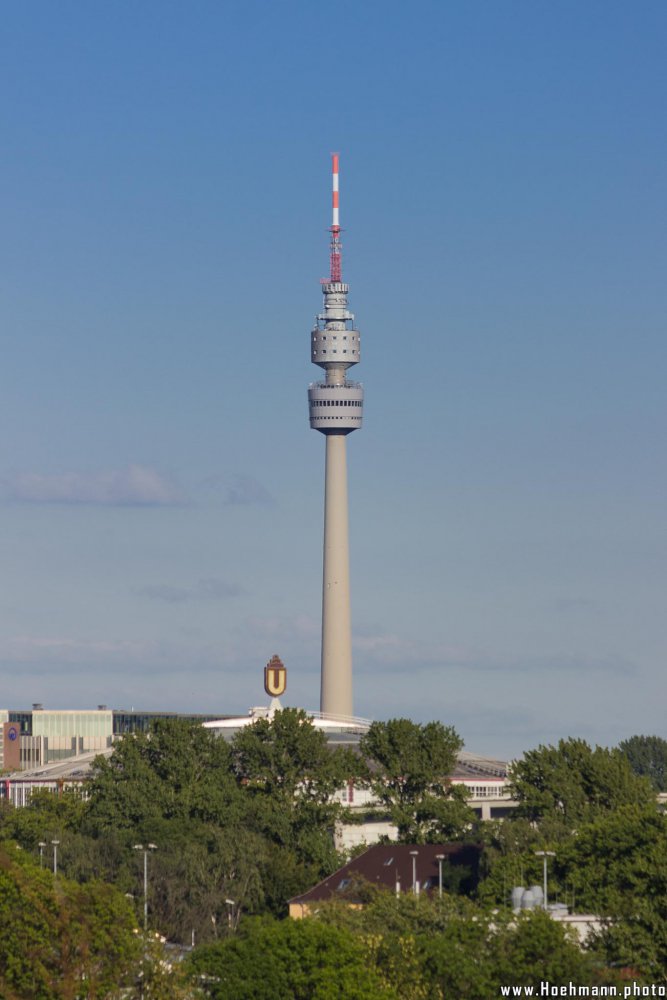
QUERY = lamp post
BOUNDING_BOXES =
[51,839,59,876]
[38,841,46,868]
[435,853,445,897]
[535,850,556,909]
[225,898,236,932]
[134,843,158,931]
[409,850,418,895]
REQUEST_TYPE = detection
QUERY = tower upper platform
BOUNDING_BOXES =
[310,282,361,370]
[308,157,364,436]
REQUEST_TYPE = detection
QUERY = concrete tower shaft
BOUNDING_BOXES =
[319,433,353,716]
[308,153,363,720]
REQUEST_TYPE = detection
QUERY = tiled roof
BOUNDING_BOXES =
[289,842,482,906]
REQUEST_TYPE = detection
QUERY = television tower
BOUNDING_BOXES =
[308,154,363,718]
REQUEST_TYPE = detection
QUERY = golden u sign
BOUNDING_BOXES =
[264,654,287,697]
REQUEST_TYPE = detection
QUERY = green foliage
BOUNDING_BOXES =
[558,806,667,979]
[314,893,599,998]
[509,737,653,828]
[618,734,667,791]
[139,822,270,943]
[359,719,474,842]
[315,888,481,936]
[231,708,352,873]
[8,715,667,989]
[85,719,241,835]
[0,841,140,1000]
[0,787,84,849]
[80,722,266,939]
[187,916,396,999]
[491,910,600,990]
[72,714,357,934]
[232,708,352,806]
[474,817,569,907]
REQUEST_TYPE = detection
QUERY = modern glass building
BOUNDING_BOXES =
[2,707,231,770]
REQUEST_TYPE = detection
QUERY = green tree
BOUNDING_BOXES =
[509,737,653,828]
[359,719,473,842]
[85,719,241,835]
[145,822,270,943]
[77,720,269,941]
[558,805,667,979]
[186,916,397,999]
[491,910,602,991]
[0,841,140,1000]
[0,787,85,850]
[618,734,667,791]
[316,885,478,934]
[231,709,353,871]
[474,816,574,907]
[78,713,360,933]
[316,891,599,999]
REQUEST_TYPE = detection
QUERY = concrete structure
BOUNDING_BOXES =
[203,704,371,746]
[308,154,363,719]
[0,748,112,807]
[450,750,517,821]
[0,710,10,772]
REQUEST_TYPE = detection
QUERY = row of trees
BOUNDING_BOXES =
[1,712,479,943]
[1,714,667,996]
[186,895,617,1000]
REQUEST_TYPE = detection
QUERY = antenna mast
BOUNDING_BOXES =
[329,153,342,283]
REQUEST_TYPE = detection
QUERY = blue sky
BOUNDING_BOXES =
[0,1,665,758]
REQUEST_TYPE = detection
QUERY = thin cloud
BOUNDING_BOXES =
[1,635,159,666]
[351,630,638,678]
[0,634,229,677]
[353,631,478,672]
[1,465,187,506]
[138,578,244,604]
[224,475,275,506]
[241,614,319,642]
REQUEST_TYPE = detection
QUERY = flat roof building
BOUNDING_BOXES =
[0,706,232,773]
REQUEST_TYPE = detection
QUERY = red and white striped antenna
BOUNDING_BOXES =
[329,152,342,283]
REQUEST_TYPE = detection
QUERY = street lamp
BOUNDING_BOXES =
[51,839,60,876]
[435,853,445,897]
[134,843,158,931]
[409,850,419,895]
[225,898,236,931]
[535,850,556,909]
[38,841,46,868]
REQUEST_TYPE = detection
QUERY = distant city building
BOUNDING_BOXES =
[202,705,371,746]
[0,681,517,829]
[0,704,230,773]
[1,750,107,808]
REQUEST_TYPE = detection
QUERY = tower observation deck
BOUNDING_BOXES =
[308,155,363,719]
